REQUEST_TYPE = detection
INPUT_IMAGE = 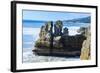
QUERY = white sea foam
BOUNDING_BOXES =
[23,28,40,35]
[23,27,40,41]
[63,26,80,35]
[23,47,80,63]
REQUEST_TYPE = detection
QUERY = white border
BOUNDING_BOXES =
[16,3,96,70]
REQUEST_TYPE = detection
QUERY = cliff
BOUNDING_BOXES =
[80,26,91,60]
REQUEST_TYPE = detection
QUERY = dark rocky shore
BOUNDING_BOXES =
[32,20,91,60]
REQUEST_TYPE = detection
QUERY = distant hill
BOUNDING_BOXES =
[23,16,91,27]
[23,20,46,23]
[23,16,91,23]
[65,16,91,23]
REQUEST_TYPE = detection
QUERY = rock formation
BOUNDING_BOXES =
[54,20,63,36]
[60,34,86,51]
[35,21,53,48]
[80,26,91,60]
[63,27,69,36]
[34,20,88,57]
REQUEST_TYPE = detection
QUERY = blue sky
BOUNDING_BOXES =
[23,10,90,21]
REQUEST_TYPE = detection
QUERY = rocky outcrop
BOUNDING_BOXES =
[34,20,87,57]
[60,35,86,51]
[54,20,63,36]
[63,27,69,36]
[80,26,91,60]
[53,36,62,49]
[35,20,64,49]
[35,21,53,48]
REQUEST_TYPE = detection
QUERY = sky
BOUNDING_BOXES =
[23,10,90,21]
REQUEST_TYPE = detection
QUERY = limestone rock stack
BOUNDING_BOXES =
[34,20,89,57]
[35,21,53,48]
